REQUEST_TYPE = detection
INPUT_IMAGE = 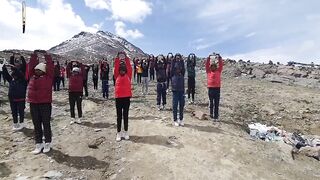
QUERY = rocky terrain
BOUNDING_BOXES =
[0,62,319,179]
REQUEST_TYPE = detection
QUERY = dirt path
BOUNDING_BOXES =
[0,73,320,180]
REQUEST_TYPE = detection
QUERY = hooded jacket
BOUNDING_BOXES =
[205,56,223,88]
[171,54,185,92]
[27,54,54,104]
[114,53,132,98]
[2,66,27,102]
[67,61,85,93]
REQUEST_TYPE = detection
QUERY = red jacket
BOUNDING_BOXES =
[27,54,54,104]
[114,57,132,98]
[206,57,223,88]
[67,62,84,93]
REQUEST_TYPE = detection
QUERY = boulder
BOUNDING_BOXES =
[88,136,106,149]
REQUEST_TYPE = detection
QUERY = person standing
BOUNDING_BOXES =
[83,64,90,97]
[114,52,132,142]
[149,55,155,82]
[100,60,110,99]
[171,53,185,127]
[60,66,66,89]
[27,50,54,154]
[155,55,167,110]
[67,61,85,124]
[92,63,99,90]
[187,53,196,104]
[0,58,7,85]
[136,59,142,85]
[206,53,223,121]
[2,62,27,131]
[166,53,174,90]
[141,58,149,95]
[53,61,61,91]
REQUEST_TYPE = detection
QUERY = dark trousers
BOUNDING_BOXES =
[60,77,65,88]
[30,103,52,143]
[102,80,109,98]
[208,88,220,119]
[150,70,155,81]
[83,80,88,97]
[53,77,61,91]
[172,91,185,121]
[188,76,195,101]
[10,101,25,123]
[93,78,98,90]
[157,82,166,106]
[137,73,142,84]
[167,76,171,89]
[134,70,137,81]
[69,92,83,118]
[116,97,130,132]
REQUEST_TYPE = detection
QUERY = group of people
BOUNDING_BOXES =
[1,50,223,154]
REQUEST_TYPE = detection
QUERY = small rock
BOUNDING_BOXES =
[43,171,63,179]
[192,111,207,120]
[94,129,102,132]
[88,136,106,149]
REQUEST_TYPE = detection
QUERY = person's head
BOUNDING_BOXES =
[174,53,182,61]
[118,52,126,61]
[34,63,46,76]
[157,55,165,67]
[119,61,127,76]
[72,67,80,75]
[209,54,219,71]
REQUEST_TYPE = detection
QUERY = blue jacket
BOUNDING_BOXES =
[171,60,185,92]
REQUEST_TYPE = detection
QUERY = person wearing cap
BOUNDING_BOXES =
[67,61,85,124]
[27,50,54,154]
[53,61,61,91]
[149,55,156,82]
[114,52,132,142]
[171,53,186,127]
[166,53,174,91]
[141,58,149,95]
[155,54,167,110]
[100,59,110,99]
[205,53,223,122]
[187,53,196,104]
[2,61,27,131]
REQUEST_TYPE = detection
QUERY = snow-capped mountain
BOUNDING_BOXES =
[49,31,147,62]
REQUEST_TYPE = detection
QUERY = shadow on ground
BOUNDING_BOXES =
[47,149,109,170]
[80,121,116,129]
[130,135,184,149]
[0,163,12,178]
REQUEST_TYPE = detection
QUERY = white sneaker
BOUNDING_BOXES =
[43,143,51,153]
[12,123,20,131]
[76,118,82,124]
[18,122,25,130]
[157,105,161,111]
[174,121,179,127]
[162,105,166,110]
[123,131,130,140]
[116,133,121,142]
[179,120,184,126]
[70,118,75,125]
[31,143,43,154]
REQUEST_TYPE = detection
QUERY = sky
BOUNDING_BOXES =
[0,0,320,63]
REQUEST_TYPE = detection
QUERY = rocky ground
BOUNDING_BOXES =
[0,66,320,180]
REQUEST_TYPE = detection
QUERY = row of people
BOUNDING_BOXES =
[2,50,223,154]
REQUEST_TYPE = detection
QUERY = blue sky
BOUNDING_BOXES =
[1,0,320,63]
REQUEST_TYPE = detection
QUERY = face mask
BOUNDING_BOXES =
[119,54,126,60]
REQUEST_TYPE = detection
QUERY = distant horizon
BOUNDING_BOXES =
[1,0,320,64]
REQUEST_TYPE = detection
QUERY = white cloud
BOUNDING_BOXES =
[114,21,143,39]
[84,0,152,23]
[0,0,99,50]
